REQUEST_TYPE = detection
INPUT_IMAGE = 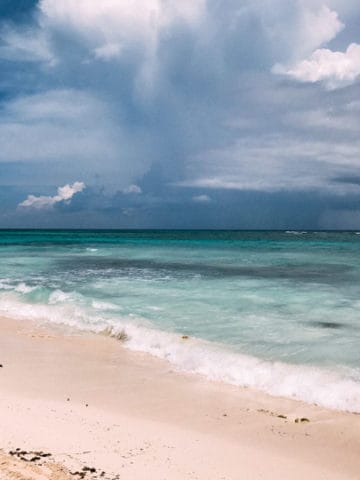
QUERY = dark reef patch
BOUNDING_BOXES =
[54,256,353,284]
[311,321,344,329]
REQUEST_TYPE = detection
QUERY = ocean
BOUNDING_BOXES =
[0,229,359,412]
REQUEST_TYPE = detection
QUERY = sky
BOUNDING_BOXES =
[0,0,360,229]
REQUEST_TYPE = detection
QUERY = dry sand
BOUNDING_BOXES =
[0,316,359,480]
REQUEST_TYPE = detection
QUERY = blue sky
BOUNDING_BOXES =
[0,0,360,229]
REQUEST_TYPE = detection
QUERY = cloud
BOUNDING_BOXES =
[0,25,55,64]
[5,1,345,96]
[40,0,205,33]
[295,5,344,57]
[0,90,116,164]
[19,181,85,209]
[275,43,360,89]
[0,89,151,188]
[93,42,122,61]
[251,3,344,65]
[1,0,360,229]
[38,0,205,94]
[192,194,211,203]
[284,107,360,132]
[122,207,137,217]
[123,184,142,194]
[271,5,360,90]
[178,133,360,193]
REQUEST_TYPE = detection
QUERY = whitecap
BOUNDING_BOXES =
[15,282,37,294]
[92,300,120,311]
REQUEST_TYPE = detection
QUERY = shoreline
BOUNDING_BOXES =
[3,302,359,414]
[1,316,359,479]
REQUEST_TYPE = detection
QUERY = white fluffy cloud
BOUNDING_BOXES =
[277,43,360,89]
[19,181,85,209]
[272,4,360,90]
[298,5,343,56]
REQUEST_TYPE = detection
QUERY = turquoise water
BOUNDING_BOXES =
[0,230,359,411]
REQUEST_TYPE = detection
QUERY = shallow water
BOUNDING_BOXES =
[0,230,359,411]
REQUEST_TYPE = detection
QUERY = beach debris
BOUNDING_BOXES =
[7,449,119,480]
[1,451,74,479]
[69,467,119,480]
[70,470,86,479]
[181,335,189,340]
[114,329,129,342]
[30,456,41,462]
[257,409,287,420]
[295,417,310,423]
[83,466,97,473]
[9,449,52,463]
[101,326,129,342]
[0,364,3,367]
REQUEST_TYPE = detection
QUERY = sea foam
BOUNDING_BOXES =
[0,291,359,413]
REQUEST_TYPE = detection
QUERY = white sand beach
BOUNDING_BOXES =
[1,316,359,480]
